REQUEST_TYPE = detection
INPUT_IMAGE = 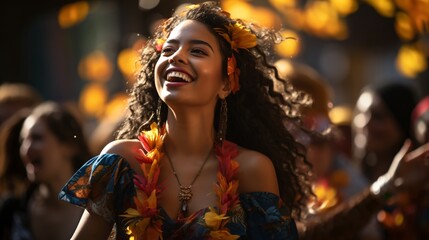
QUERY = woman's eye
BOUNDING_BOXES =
[191,48,207,55]
[161,47,174,54]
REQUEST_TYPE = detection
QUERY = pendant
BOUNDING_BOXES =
[178,186,192,201]
[178,186,192,214]
[181,200,188,214]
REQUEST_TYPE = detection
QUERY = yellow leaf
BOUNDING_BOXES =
[209,230,240,240]
[204,208,229,230]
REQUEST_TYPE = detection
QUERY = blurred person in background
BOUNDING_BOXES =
[352,81,428,240]
[407,95,429,239]
[412,95,429,146]
[0,101,91,240]
[276,60,429,240]
[0,83,42,129]
[280,61,369,202]
[353,81,419,182]
[276,60,380,239]
[0,109,32,200]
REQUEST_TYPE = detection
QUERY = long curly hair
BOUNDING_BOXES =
[117,1,312,218]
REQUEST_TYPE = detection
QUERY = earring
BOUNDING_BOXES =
[217,98,228,144]
[156,99,163,126]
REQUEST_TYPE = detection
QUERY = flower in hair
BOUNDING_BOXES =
[215,22,257,51]
[227,55,240,94]
[155,39,165,52]
[215,22,256,94]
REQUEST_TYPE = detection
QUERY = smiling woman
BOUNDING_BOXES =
[0,101,91,240]
[155,20,226,111]
[59,1,313,239]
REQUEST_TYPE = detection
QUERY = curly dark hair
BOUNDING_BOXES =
[117,1,312,218]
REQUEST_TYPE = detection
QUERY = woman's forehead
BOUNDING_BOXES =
[167,20,218,44]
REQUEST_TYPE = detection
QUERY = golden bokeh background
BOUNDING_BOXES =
[1,0,428,133]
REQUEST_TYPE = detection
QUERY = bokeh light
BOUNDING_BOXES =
[275,30,301,58]
[79,83,108,118]
[78,51,113,83]
[58,1,90,28]
[396,44,427,78]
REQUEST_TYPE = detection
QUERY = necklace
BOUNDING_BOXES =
[164,146,213,216]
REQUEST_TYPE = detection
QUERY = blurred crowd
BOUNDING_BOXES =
[0,59,428,239]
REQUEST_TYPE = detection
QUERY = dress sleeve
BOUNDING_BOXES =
[239,192,299,240]
[58,154,135,223]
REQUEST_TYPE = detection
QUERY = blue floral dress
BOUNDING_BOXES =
[59,153,298,239]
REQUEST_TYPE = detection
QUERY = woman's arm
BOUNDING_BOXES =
[71,210,114,240]
[299,188,382,240]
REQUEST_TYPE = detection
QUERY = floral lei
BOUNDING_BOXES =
[122,122,241,240]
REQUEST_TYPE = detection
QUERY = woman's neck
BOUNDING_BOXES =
[164,110,216,156]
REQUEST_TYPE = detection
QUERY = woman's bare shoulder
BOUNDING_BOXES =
[236,146,279,195]
[100,139,142,172]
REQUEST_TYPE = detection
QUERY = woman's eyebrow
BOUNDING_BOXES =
[165,39,214,52]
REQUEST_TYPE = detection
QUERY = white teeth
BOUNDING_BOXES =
[166,71,192,82]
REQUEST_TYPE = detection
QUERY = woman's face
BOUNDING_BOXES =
[155,20,226,110]
[20,115,75,183]
[353,91,403,154]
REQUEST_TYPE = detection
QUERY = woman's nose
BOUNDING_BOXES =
[168,49,187,64]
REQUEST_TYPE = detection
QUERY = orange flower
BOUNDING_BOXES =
[216,141,239,180]
[138,123,164,151]
[215,173,239,214]
[215,22,256,94]
[136,123,164,163]
[215,22,257,51]
[122,185,163,239]
[227,56,240,94]
[123,189,158,219]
